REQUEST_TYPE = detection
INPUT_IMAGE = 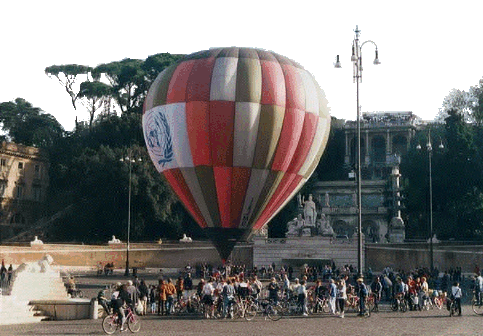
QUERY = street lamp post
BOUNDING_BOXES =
[121,151,141,276]
[335,25,380,277]
[417,130,443,273]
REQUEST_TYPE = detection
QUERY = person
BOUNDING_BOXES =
[157,279,167,315]
[238,278,249,299]
[67,276,76,297]
[138,280,149,316]
[370,276,382,312]
[0,261,6,286]
[149,285,157,314]
[407,276,417,311]
[419,277,429,310]
[336,278,347,318]
[222,278,236,318]
[297,279,308,316]
[328,278,337,315]
[313,279,326,313]
[126,280,139,311]
[202,278,215,319]
[176,276,184,301]
[267,277,280,304]
[250,275,262,300]
[356,277,368,316]
[97,288,111,314]
[476,273,483,305]
[165,278,177,315]
[111,283,131,332]
[184,273,193,297]
[451,281,462,316]
[282,274,290,299]
[7,264,13,286]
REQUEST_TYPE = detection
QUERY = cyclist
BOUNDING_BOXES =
[111,283,131,332]
[370,276,382,312]
[297,280,308,316]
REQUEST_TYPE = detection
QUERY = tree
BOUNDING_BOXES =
[78,81,113,128]
[0,98,64,147]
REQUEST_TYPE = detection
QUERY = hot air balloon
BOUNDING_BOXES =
[143,47,331,262]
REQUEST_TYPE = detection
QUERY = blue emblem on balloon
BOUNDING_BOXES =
[145,111,174,167]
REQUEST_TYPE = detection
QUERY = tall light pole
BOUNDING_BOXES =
[335,25,380,277]
[417,129,443,273]
[121,150,141,276]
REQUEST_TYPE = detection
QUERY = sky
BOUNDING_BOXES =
[2,0,483,131]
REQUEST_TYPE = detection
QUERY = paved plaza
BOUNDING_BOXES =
[2,270,482,335]
[0,306,482,336]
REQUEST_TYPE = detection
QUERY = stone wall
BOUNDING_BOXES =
[0,242,252,269]
[366,243,483,273]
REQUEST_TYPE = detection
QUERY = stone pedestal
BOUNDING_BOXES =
[253,235,365,271]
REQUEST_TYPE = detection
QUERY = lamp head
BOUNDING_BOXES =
[373,49,381,65]
[334,55,342,68]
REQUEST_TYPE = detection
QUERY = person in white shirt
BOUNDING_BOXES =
[202,278,215,318]
[297,280,308,316]
[451,281,462,316]
[476,274,483,305]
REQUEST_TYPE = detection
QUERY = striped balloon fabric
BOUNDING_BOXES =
[143,47,331,260]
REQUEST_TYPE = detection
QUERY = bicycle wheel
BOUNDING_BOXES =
[449,302,456,317]
[267,304,283,321]
[244,303,257,321]
[128,314,141,333]
[322,300,331,313]
[434,297,443,310]
[366,298,374,313]
[78,290,84,298]
[102,315,118,335]
[391,299,398,311]
[400,300,407,313]
[472,301,483,315]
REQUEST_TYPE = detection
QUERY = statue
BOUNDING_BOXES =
[30,236,43,246]
[286,215,305,237]
[256,225,268,237]
[180,234,193,243]
[325,192,330,207]
[302,194,317,227]
[317,214,334,236]
[108,235,121,244]
[297,193,302,208]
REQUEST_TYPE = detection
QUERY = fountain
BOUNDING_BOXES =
[0,255,95,325]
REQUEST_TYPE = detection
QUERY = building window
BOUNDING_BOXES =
[33,186,42,201]
[16,185,23,199]
[18,162,24,175]
[0,158,6,171]
[34,164,41,178]
[0,181,5,197]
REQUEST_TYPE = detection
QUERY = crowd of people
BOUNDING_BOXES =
[94,262,477,324]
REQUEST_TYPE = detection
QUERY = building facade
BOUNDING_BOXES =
[0,142,49,241]
[313,111,422,243]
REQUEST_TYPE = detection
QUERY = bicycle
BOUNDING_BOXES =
[310,296,330,314]
[245,299,283,321]
[102,305,140,334]
[471,290,483,315]
[391,294,407,312]
[448,298,458,317]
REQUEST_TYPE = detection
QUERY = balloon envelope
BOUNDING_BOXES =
[143,47,331,261]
